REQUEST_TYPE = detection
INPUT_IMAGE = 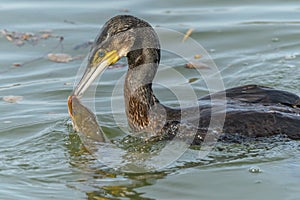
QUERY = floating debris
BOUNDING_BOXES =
[47,53,73,63]
[5,35,13,41]
[40,33,51,39]
[185,61,209,69]
[2,95,23,103]
[12,63,22,67]
[188,77,199,83]
[0,29,60,46]
[182,28,194,42]
[194,54,202,59]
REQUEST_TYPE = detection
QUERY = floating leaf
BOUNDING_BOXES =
[3,95,23,103]
[194,54,202,59]
[1,29,61,47]
[5,35,13,41]
[12,63,22,67]
[40,33,51,39]
[182,28,194,42]
[20,32,33,40]
[188,77,199,83]
[47,53,73,63]
[185,61,209,69]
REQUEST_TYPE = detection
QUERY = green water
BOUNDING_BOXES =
[1,0,299,199]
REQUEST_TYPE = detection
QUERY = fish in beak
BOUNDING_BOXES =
[68,95,108,143]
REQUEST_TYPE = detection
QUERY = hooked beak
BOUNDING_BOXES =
[73,50,119,97]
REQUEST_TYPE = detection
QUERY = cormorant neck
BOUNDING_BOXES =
[126,48,160,91]
[124,48,161,132]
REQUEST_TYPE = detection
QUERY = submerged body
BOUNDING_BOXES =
[72,15,300,144]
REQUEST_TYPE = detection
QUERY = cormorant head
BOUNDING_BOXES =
[74,15,160,97]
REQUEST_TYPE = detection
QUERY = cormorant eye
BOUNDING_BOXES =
[98,50,105,58]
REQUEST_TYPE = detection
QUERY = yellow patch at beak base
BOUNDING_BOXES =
[92,50,119,67]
